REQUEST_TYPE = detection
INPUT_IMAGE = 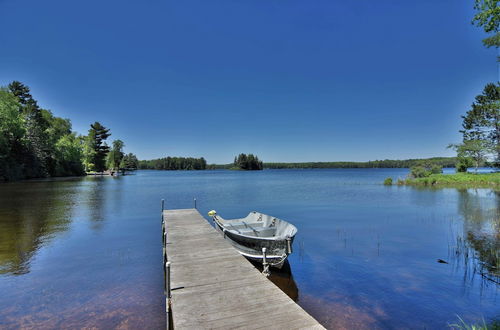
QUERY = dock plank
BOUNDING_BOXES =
[163,209,324,330]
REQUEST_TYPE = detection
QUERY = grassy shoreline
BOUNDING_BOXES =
[398,172,500,187]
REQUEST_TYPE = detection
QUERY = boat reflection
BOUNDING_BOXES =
[250,260,299,301]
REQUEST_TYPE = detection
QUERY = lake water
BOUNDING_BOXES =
[0,169,498,329]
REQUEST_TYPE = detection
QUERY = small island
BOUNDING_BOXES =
[231,153,263,170]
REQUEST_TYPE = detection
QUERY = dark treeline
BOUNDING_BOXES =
[138,157,207,170]
[0,81,138,181]
[233,153,263,170]
[208,157,458,170]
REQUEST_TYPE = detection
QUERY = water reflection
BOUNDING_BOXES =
[453,189,500,283]
[251,260,299,301]
[85,177,109,230]
[0,180,80,275]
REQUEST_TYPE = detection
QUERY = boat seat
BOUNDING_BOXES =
[237,228,276,237]
[224,222,265,230]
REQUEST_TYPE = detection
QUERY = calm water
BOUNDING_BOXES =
[0,169,498,329]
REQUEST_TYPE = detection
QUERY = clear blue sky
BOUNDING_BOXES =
[0,0,497,163]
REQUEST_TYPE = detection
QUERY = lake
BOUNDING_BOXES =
[0,169,498,329]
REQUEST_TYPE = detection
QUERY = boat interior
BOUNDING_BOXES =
[216,212,297,239]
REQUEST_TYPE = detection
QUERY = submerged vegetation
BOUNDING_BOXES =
[0,81,137,181]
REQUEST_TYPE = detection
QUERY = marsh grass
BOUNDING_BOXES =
[449,235,500,285]
[449,316,488,330]
[403,173,500,187]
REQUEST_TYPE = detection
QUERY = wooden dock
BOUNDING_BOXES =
[162,208,324,329]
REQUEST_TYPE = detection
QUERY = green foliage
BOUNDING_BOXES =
[106,139,124,171]
[0,81,134,180]
[410,165,431,178]
[460,83,500,165]
[456,158,473,173]
[54,133,85,176]
[409,163,443,179]
[233,153,263,170]
[430,164,443,174]
[139,156,207,170]
[120,153,139,170]
[262,157,457,169]
[383,177,393,185]
[0,89,25,180]
[449,315,489,330]
[83,122,111,173]
[472,0,500,49]
[9,81,50,177]
[404,172,500,187]
[449,140,490,172]
[1,82,87,180]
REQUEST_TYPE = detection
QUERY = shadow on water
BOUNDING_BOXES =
[250,260,299,301]
[0,180,81,275]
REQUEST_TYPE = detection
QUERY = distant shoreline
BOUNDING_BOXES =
[205,157,458,170]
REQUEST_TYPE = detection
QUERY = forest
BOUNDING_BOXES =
[207,157,458,170]
[138,157,207,170]
[0,81,138,181]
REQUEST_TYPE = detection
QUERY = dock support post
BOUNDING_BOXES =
[161,199,165,224]
[163,232,167,261]
[165,261,171,330]
[262,248,270,277]
[194,198,197,209]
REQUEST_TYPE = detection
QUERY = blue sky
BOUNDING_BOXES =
[0,0,497,163]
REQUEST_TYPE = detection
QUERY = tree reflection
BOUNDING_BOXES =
[0,180,79,275]
[454,189,500,282]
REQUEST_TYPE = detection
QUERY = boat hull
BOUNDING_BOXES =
[212,213,296,269]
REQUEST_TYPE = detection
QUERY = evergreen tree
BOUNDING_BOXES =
[83,122,111,172]
[473,0,500,50]
[120,153,139,170]
[233,153,263,170]
[460,83,500,165]
[8,81,50,177]
[0,89,25,180]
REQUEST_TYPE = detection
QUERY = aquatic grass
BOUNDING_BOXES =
[448,315,500,330]
[449,234,500,285]
[448,316,488,330]
[403,172,500,187]
[383,177,393,185]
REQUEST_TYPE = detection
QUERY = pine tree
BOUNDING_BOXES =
[83,122,111,172]
[8,81,50,177]
[460,83,500,165]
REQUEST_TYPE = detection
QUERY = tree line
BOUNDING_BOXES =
[263,157,457,169]
[0,81,138,181]
[138,157,207,170]
[207,157,457,169]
